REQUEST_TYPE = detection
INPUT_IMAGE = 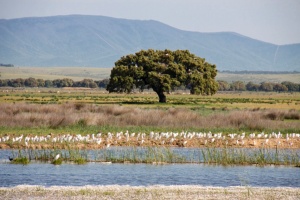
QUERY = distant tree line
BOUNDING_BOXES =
[220,70,300,74]
[0,78,109,89]
[0,63,14,67]
[0,78,299,92]
[217,80,299,92]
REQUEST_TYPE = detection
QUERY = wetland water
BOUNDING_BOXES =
[0,149,299,187]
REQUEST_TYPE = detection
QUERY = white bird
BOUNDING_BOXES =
[169,138,174,144]
[265,139,269,144]
[54,154,60,161]
[96,138,102,145]
[253,140,257,146]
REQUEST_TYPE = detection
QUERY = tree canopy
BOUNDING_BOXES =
[106,49,218,102]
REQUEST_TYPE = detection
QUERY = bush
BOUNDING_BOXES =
[11,157,30,165]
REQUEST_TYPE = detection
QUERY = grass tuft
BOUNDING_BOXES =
[11,156,30,165]
[74,157,87,165]
[51,158,62,165]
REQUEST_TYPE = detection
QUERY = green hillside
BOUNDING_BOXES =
[0,15,299,71]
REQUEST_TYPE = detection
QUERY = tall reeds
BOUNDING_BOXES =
[200,147,300,166]
[8,147,300,166]
[9,148,88,165]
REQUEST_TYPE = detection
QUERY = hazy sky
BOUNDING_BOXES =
[1,0,299,45]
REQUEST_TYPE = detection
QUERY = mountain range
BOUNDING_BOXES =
[0,15,299,71]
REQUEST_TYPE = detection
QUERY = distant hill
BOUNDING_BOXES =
[0,15,299,71]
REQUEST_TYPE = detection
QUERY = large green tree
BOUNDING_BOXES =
[106,49,218,103]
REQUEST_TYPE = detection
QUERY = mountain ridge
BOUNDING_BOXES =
[0,15,299,71]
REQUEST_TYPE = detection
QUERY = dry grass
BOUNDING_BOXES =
[263,109,300,120]
[0,102,299,131]
[0,185,299,200]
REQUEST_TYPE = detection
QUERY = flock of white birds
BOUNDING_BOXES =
[1,131,299,148]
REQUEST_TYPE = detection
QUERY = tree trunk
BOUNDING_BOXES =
[157,90,166,103]
[152,87,167,103]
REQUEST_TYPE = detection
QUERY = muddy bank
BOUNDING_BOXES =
[0,185,299,200]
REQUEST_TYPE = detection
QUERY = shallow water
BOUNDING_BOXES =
[0,149,299,187]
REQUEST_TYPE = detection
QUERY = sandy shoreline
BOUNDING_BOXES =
[0,185,299,200]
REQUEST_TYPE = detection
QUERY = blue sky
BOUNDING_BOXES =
[0,0,299,45]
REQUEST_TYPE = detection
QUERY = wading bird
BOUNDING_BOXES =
[54,154,60,161]
[8,156,14,161]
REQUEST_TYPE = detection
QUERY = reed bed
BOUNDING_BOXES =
[9,148,88,165]
[200,147,300,166]
[7,147,300,166]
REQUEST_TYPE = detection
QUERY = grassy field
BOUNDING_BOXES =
[1,66,300,83]
[1,88,299,110]
[0,69,300,150]
[0,89,299,139]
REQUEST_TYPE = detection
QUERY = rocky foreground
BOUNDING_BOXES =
[0,185,299,200]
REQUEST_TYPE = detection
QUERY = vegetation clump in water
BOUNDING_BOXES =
[74,157,87,165]
[9,150,30,165]
[51,158,62,165]
[11,156,30,165]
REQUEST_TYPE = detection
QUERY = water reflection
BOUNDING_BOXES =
[0,149,299,187]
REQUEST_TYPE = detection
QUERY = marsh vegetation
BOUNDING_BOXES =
[6,146,300,166]
[0,89,299,167]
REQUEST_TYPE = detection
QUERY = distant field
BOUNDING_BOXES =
[1,88,299,111]
[0,67,111,81]
[1,66,300,83]
[217,72,300,83]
